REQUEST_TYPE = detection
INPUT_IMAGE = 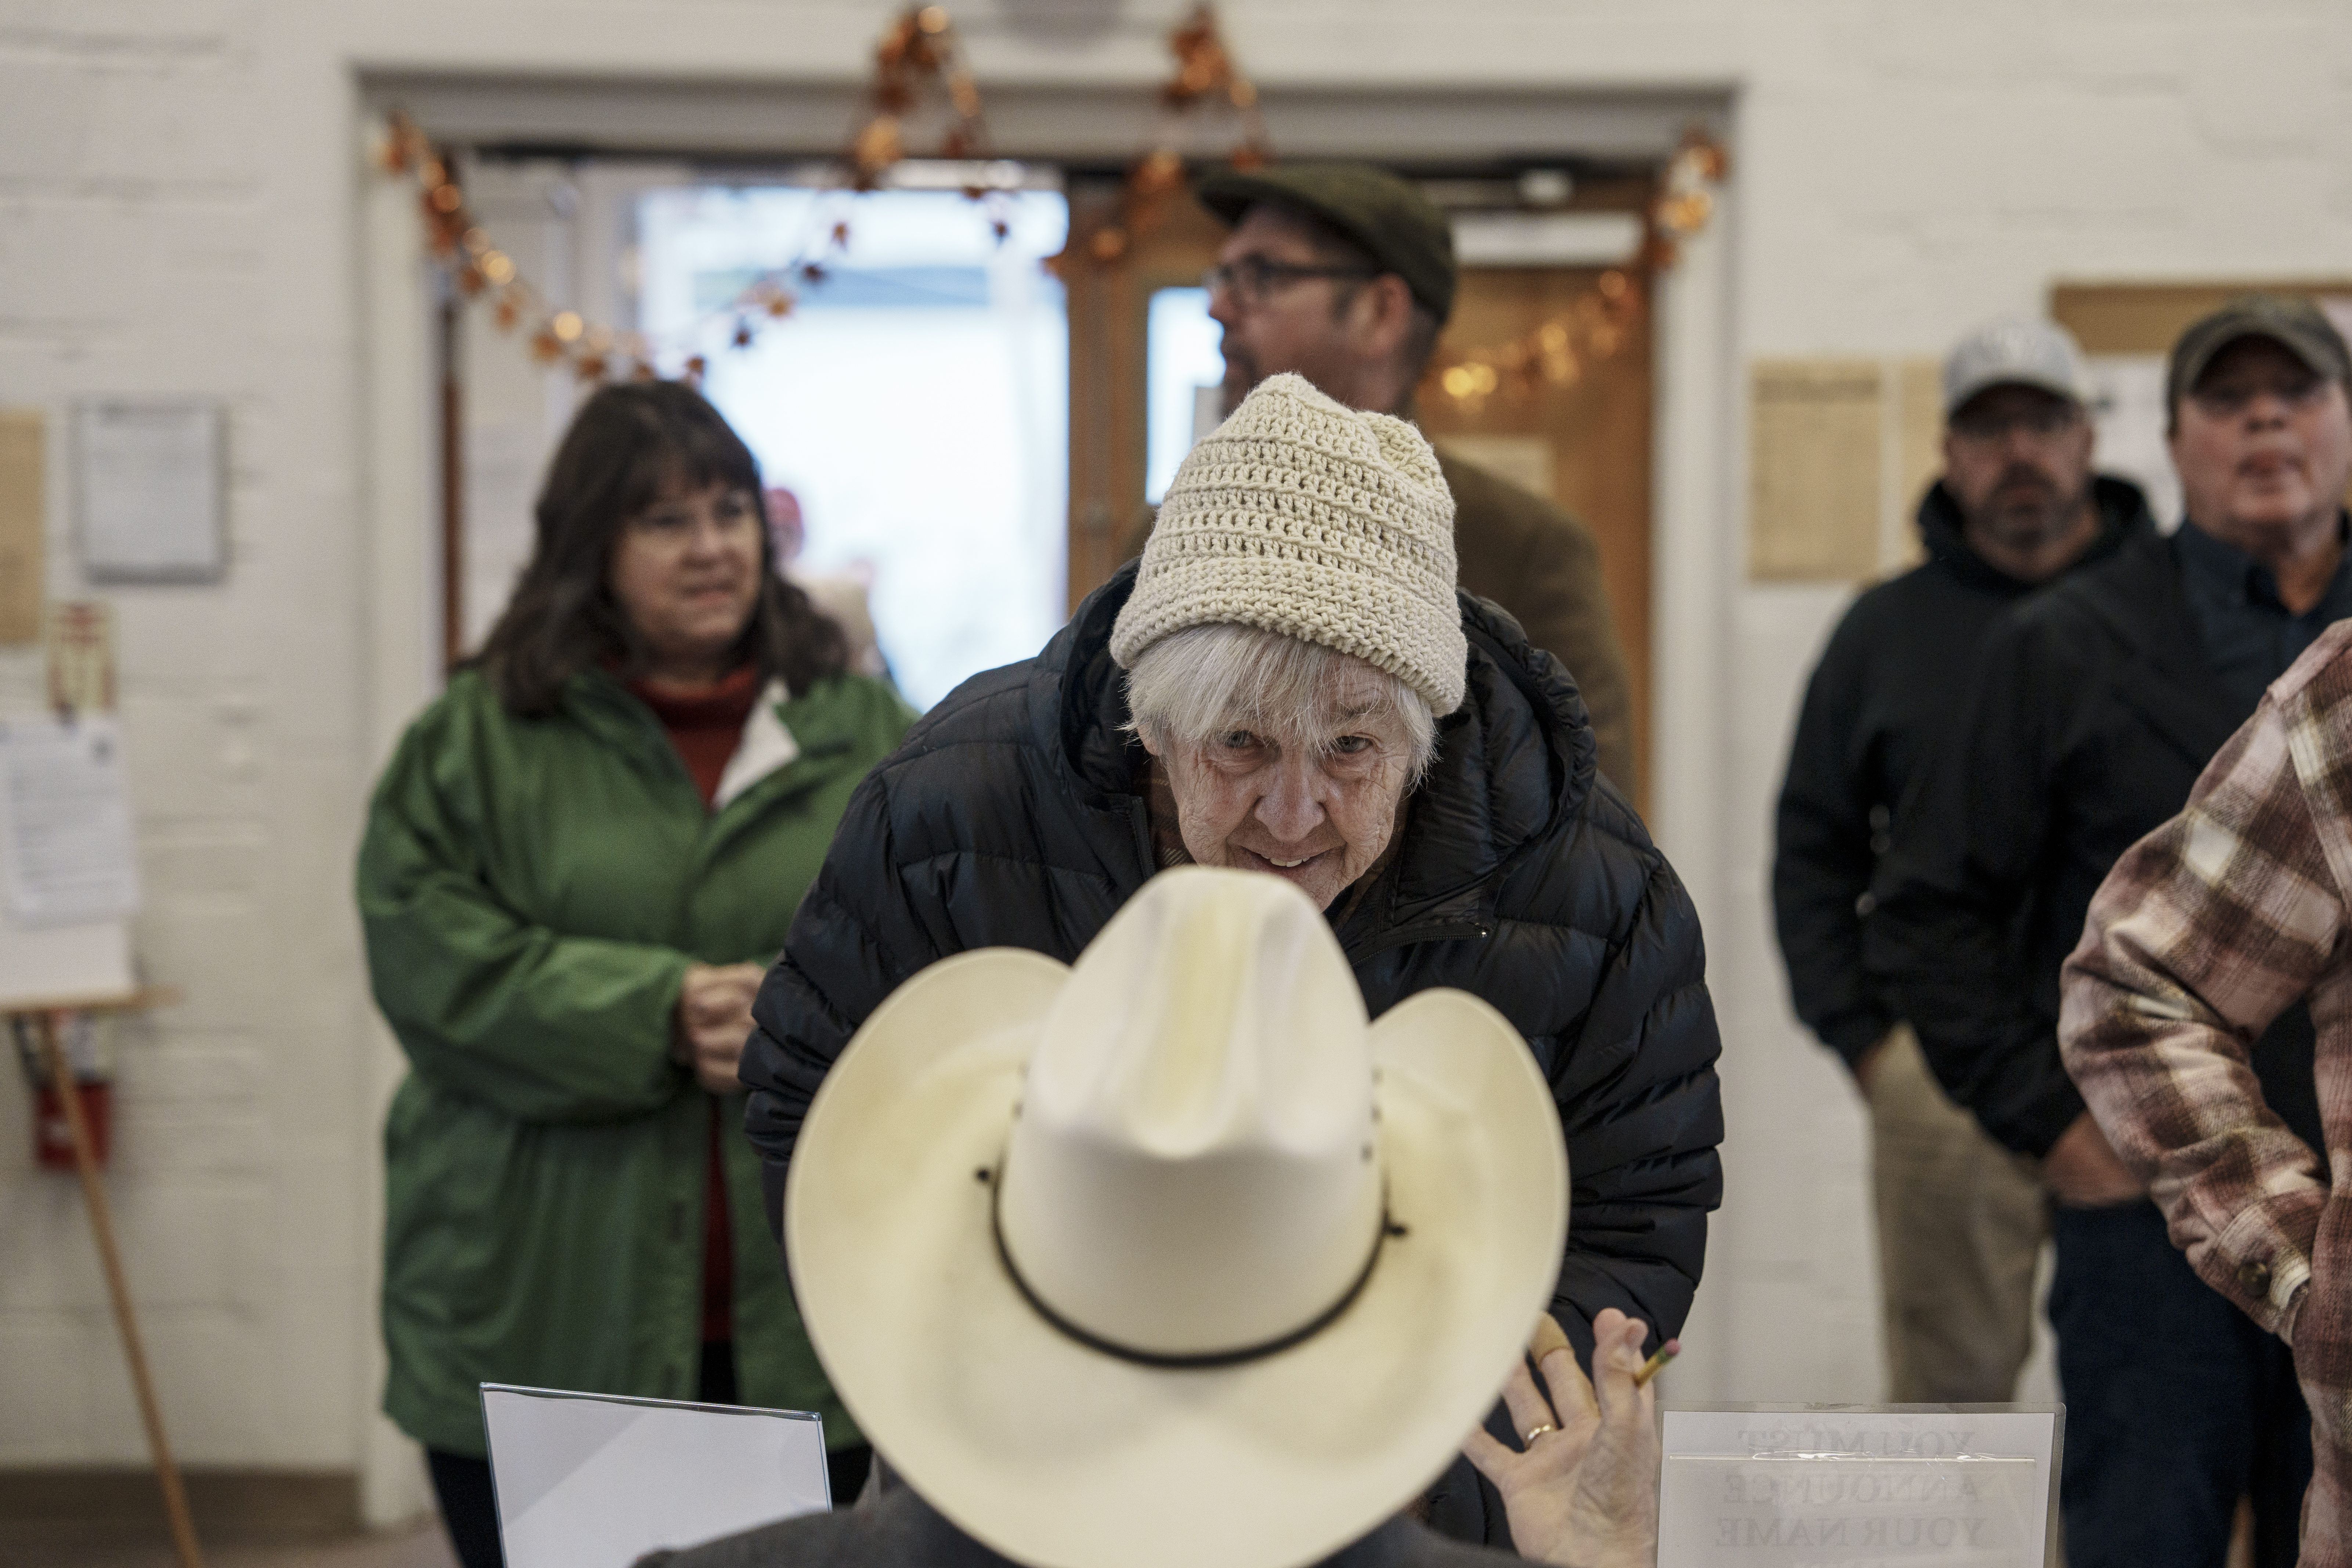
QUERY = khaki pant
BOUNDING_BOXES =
[1867,1025,2049,1403]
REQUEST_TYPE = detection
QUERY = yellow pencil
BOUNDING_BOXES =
[1632,1338,1680,1388]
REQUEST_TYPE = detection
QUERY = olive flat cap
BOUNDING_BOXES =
[1196,162,1457,324]
[2168,295,2352,413]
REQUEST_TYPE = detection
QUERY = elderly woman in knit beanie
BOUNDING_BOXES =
[739,373,1722,1546]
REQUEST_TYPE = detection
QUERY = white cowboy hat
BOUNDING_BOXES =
[787,866,1568,1568]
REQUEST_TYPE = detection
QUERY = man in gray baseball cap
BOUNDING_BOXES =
[1774,315,2156,1410]
[1192,163,1641,800]
[1866,297,2352,1564]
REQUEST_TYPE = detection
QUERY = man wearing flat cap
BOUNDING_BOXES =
[1869,295,2352,1568]
[1192,162,1642,800]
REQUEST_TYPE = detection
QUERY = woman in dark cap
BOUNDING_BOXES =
[358,382,912,1567]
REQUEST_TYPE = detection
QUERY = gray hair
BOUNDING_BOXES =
[1122,623,1438,779]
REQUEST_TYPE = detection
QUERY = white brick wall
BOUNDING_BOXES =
[1,0,2347,1483]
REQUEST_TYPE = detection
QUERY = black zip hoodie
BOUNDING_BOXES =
[1771,475,2156,1070]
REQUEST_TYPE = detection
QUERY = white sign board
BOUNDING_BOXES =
[75,399,226,581]
[483,1385,831,1568]
[1658,1408,2060,1568]
[0,714,140,929]
[2084,355,2180,533]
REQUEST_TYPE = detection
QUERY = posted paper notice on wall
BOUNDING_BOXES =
[1657,1407,2059,1567]
[0,715,140,927]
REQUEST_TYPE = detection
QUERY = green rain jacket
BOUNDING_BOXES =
[358,666,913,1459]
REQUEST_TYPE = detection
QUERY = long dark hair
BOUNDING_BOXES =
[473,381,848,715]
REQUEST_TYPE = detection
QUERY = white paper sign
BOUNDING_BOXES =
[483,1385,831,1568]
[0,715,140,927]
[1658,1409,2059,1568]
[76,399,226,581]
[2084,355,2180,534]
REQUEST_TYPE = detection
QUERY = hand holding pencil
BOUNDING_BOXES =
[1461,1308,1662,1568]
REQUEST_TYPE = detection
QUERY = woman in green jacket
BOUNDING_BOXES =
[358,383,913,1568]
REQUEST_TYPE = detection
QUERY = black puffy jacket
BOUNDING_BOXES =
[740,564,1725,1346]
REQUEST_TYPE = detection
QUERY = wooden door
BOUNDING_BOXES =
[1415,259,1655,810]
[1061,179,1229,607]
[1063,176,1657,808]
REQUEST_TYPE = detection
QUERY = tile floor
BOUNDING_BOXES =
[0,1518,458,1568]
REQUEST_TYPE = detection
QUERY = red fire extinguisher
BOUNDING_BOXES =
[12,1011,114,1169]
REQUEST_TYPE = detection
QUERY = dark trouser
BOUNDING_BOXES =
[2048,1201,2310,1568]
[427,1342,875,1568]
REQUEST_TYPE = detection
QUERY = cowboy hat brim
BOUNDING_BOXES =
[787,946,1569,1568]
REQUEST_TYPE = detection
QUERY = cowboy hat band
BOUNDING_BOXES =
[988,1161,1399,1371]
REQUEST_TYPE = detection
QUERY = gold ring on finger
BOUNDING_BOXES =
[1522,1423,1556,1445]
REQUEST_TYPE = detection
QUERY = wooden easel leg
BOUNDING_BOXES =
[36,1011,206,1568]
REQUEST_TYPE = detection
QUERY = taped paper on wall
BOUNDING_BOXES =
[0,715,140,927]
[1749,361,1884,582]
[76,399,226,582]
[0,410,42,646]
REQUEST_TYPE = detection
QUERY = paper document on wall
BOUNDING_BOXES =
[1656,1408,2059,1567]
[2085,356,2180,531]
[483,1385,830,1568]
[1748,360,1884,581]
[76,399,226,581]
[0,715,140,927]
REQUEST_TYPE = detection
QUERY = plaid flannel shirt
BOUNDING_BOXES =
[2062,617,2352,1560]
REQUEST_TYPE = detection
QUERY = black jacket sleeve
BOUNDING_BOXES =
[1862,616,2088,1157]
[1548,846,1724,1349]
[739,769,938,1240]
[1772,619,1895,1070]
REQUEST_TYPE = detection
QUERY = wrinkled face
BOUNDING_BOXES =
[607,476,764,677]
[1208,207,1368,417]
[1141,659,1419,911]
[1941,384,2095,552]
[2169,337,2352,541]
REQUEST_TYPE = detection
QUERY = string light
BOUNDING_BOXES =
[1063,4,1268,269]
[377,6,1002,386]
[1423,127,1728,412]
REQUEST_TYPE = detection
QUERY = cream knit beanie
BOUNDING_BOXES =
[1109,373,1466,715]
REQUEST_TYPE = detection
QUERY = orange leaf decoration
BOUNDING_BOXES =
[855,117,904,180]
[1134,149,1185,196]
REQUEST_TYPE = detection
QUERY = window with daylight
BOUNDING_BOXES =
[636,181,1071,711]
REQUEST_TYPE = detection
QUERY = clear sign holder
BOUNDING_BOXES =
[1656,1403,2064,1567]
